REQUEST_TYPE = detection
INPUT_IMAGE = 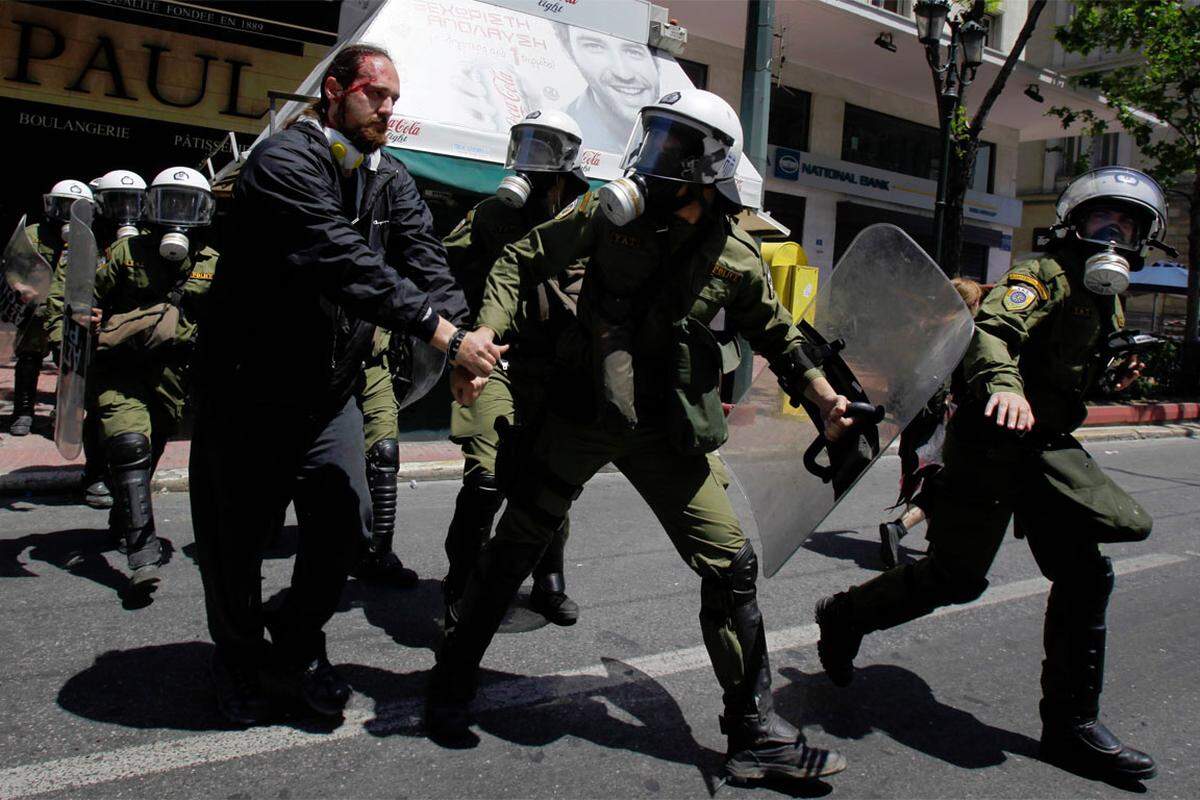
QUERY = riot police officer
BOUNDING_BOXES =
[441,110,591,628]
[49,167,217,592]
[427,89,854,783]
[9,179,91,437]
[816,166,1166,783]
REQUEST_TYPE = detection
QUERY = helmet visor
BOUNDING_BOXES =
[1073,201,1151,251]
[146,186,214,227]
[96,189,145,223]
[43,195,79,223]
[620,110,735,184]
[505,125,581,172]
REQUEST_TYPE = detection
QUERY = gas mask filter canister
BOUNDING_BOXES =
[496,173,533,208]
[1082,247,1131,296]
[159,230,190,262]
[597,175,647,226]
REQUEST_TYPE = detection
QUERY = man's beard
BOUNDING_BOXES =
[337,106,388,153]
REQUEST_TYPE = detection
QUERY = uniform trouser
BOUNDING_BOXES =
[446,366,567,598]
[846,421,1151,716]
[359,359,397,453]
[94,364,185,568]
[442,412,752,706]
[190,395,371,669]
[11,306,50,417]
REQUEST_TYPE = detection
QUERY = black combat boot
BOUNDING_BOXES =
[8,354,40,436]
[353,439,418,588]
[715,544,846,782]
[814,592,863,687]
[878,520,906,569]
[428,536,547,744]
[107,432,162,591]
[263,613,351,718]
[1039,558,1156,782]
[442,471,503,630]
[529,525,579,626]
[211,651,271,727]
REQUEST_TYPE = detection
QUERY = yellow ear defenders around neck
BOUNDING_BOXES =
[326,127,364,172]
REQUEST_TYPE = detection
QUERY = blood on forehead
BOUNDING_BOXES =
[345,55,397,96]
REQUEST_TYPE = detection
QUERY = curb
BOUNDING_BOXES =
[2,423,1197,498]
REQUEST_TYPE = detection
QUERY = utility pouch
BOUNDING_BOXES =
[666,316,727,455]
[97,303,179,352]
[1031,436,1152,543]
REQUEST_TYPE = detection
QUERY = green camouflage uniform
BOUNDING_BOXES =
[15,222,65,358]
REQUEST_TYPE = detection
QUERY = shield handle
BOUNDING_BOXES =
[802,402,885,483]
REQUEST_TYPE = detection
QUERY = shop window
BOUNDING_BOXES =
[1058,132,1121,179]
[972,141,996,194]
[983,13,1001,48]
[677,58,709,90]
[769,86,812,151]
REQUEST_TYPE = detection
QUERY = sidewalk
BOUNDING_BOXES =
[3,360,1198,496]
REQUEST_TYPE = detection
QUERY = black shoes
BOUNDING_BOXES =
[212,654,271,727]
[723,711,847,782]
[529,584,579,626]
[354,550,419,589]
[878,521,906,569]
[262,654,352,718]
[815,593,863,687]
[425,663,479,748]
[1040,718,1157,782]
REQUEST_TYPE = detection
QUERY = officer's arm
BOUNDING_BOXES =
[242,141,442,343]
[383,164,470,328]
[962,271,1058,398]
[42,258,69,346]
[476,201,595,339]
[726,254,823,391]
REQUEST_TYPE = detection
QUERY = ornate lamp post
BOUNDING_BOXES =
[915,0,987,271]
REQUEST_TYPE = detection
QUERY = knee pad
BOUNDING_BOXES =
[106,432,151,473]
[699,541,759,618]
[367,437,399,471]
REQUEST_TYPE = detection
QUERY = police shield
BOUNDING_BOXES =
[0,216,54,362]
[53,200,98,460]
[720,224,975,577]
[388,332,449,410]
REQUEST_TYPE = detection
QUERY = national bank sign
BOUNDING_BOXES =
[770,146,1021,229]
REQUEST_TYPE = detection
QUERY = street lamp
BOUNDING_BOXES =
[915,1,989,271]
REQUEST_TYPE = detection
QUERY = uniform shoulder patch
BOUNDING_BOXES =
[555,191,594,221]
[1001,284,1038,312]
[710,261,743,284]
[1006,271,1049,301]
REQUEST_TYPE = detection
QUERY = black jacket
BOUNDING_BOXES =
[199,121,467,413]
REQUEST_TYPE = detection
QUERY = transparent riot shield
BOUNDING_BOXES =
[389,332,449,411]
[0,216,54,362]
[721,224,975,577]
[53,200,98,460]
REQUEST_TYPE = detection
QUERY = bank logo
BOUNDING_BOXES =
[774,148,801,180]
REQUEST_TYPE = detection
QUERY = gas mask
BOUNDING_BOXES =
[1082,247,1132,296]
[326,127,365,172]
[146,171,215,262]
[597,174,696,226]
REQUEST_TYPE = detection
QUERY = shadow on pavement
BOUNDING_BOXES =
[0,527,175,607]
[347,657,735,796]
[338,577,446,652]
[803,529,925,572]
[775,664,1039,769]
[58,641,342,734]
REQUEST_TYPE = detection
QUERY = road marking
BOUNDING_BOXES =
[0,551,1188,799]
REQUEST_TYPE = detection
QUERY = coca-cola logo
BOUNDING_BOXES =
[580,150,602,168]
[537,0,578,14]
[387,118,423,142]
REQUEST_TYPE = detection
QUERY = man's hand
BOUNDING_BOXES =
[985,391,1035,432]
[454,326,508,378]
[804,376,853,442]
[450,366,487,406]
[1111,353,1145,393]
[89,306,102,335]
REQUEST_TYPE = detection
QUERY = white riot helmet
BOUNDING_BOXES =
[43,180,94,232]
[146,167,215,261]
[94,170,147,240]
[1054,166,1169,295]
[497,109,587,209]
[599,89,744,226]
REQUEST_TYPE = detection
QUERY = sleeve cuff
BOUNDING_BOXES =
[801,366,825,387]
[983,378,1024,397]
[475,308,508,339]
[413,304,440,343]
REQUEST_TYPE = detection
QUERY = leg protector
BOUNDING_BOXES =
[365,438,399,554]
[106,432,160,570]
[1040,555,1115,723]
[530,518,579,625]
[9,354,40,435]
[443,470,503,605]
[700,542,772,724]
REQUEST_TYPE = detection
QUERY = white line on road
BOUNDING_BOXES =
[0,551,1188,799]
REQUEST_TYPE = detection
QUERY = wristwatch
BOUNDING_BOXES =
[447,328,467,363]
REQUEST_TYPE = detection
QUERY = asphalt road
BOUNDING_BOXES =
[1,437,1198,799]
